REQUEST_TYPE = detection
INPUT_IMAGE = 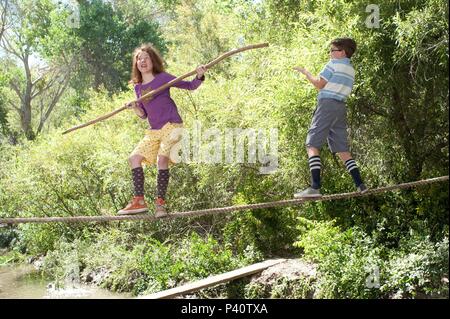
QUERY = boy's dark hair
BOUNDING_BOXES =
[331,38,357,58]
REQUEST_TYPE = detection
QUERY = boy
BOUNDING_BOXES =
[293,37,367,198]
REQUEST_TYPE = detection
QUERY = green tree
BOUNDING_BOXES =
[0,71,11,141]
[349,0,449,182]
[263,0,449,182]
[160,0,242,78]
[0,0,9,43]
[72,0,167,93]
[0,0,73,140]
[0,0,168,140]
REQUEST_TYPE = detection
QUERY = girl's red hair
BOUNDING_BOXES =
[130,43,165,84]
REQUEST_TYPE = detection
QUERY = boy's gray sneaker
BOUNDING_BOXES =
[357,183,368,194]
[294,187,322,198]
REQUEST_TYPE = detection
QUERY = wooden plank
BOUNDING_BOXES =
[139,258,286,299]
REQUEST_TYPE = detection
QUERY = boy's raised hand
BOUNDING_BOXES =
[293,66,308,75]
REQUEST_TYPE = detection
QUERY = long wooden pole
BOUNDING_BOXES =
[62,43,269,135]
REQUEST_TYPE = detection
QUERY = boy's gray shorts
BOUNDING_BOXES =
[305,98,349,153]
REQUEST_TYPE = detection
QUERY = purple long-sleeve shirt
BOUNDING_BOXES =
[134,72,204,129]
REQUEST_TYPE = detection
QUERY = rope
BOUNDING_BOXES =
[0,175,447,225]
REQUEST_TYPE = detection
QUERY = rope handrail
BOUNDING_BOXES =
[0,175,447,225]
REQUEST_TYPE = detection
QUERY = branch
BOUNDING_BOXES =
[33,56,75,99]
[62,43,269,135]
[9,80,24,104]
[31,75,58,99]
[7,100,21,113]
[36,75,70,134]
[0,32,18,57]
[362,103,388,117]
[0,0,8,42]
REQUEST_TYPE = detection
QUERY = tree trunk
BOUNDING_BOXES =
[391,86,422,181]
[20,99,34,140]
[0,0,8,43]
[21,55,35,140]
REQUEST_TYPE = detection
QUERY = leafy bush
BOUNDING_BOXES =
[39,229,262,296]
[0,0,447,300]
[382,235,449,298]
[244,276,316,299]
[0,227,18,248]
[137,232,262,295]
[294,218,449,298]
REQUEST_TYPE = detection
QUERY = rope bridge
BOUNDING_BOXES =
[0,176,447,226]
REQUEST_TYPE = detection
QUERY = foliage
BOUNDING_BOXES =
[135,232,261,294]
[0,246,26,266]
[382,235,449,298]
[244,276,316,299]
[39,229,261,296]
[73,0,167,93]
[0,0,448,299]
[0,0,167,141]
[294,218,449,298]
[0,227,18,249]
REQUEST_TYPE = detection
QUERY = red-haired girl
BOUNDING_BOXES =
[118,43,206,217]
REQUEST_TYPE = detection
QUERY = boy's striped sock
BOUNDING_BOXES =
[308,156,321,189]
[345,159,363,187]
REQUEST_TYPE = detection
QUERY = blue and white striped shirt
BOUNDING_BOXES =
[318,58,355,102]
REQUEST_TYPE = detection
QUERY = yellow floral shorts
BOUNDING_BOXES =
[131,122,184,166]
